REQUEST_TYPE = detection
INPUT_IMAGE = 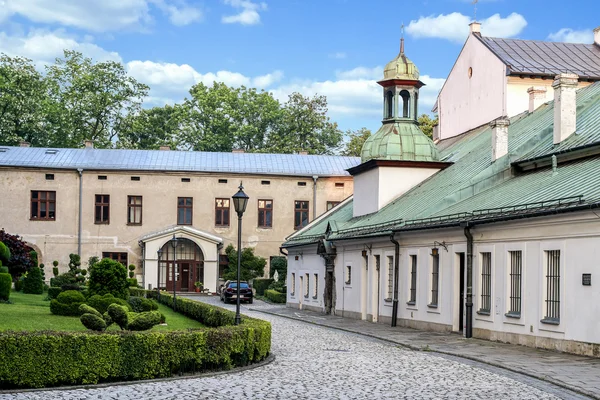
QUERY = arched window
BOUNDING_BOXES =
[400,90,411,118]
[385,91,394,118]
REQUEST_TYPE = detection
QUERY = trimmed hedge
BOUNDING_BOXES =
[47,287,62,300]
[128,297,158,313]
[157,292,235,328]
[0,273,11,301]
[87,294,131,314]
[128,287,147,298]
[50,290,86,316]
[252,278,273,296]
[0,291,271,389]
[264,289,286,303]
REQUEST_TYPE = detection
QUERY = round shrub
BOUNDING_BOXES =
[78,303,102,317]
[128,297,158,313]
[23,266,44,294]
[127,311,161,331]
[127,278,138,287]
[88,258,128,299]
[0,242,10,263]
[87,294,131,314]
[103,312,113,328]
[80,313,107,331]
[107,303,129,330]
[0,273,11,301]
[52,267,59,277]
[50,290,86,316]
[47,287,62,300]
[0,265,9,274]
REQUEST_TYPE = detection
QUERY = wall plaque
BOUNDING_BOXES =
[582,273,591,286]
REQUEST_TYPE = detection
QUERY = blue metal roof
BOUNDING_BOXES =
[0,147,360,177]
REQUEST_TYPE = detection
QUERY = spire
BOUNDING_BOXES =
[400,23,405,54]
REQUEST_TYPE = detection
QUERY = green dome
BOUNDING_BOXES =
[382,51,420,81]
[361,122,439,163]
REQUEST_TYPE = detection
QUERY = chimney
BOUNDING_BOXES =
[231,149,245,153]
[19,141,30,147]
[594,27,600,46]
[469,22,481,35]
[299,150,308,155]
[84,140,94,149]
[527,86,547,113]
[159,145,171,151]
[490,117,510,162]
[552,73,578,144]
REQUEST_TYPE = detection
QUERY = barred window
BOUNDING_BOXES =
[291,273,296,296]
[304,273,309,298]
[345,265,351,285]
[544,250,560,322]
[431,253,439,306]
[508,251,522,316]
[479,252,491,313]
[313,273,318,298]
[408,255,417,304]
[387,256,394,299]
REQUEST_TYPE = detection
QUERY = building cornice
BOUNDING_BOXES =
[347,159,453,176]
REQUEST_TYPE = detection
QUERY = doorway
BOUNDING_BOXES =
[158,238,204,292]
[458,253,465,332]
[180,262,190,291]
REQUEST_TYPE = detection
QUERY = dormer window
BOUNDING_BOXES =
[400,90,411,118]
[385,91,394,119]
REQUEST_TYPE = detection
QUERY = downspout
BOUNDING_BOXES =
[463,224,474,338]
[312,175,318,220]
[138,241,145,290]
[279,247,288,257]
[390,233,400,327]
[77,168,83,257]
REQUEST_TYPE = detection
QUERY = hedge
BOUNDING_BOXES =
[252,278,274,296]
[264,289,286,303]
[0,291,271,389]
[0,272,11,301]
[157,292,235,328]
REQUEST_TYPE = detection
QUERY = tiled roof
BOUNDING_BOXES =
[477,36,600,79]
[284,82,600,246]
[0,147,360,177]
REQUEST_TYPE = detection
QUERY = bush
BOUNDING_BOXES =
[50,290,86,316]
[0,273,11,301]
[127,311,161,331]
[14,278,23,292]
[23,266,44,294]
[128,287,147,298]
[252,278,273,296]
[127,278,138,288]
[0,264,9,274]
[268,280,286,294]
[158,292,235,327]
[0,230,34,278]
[264,289,286,303]
[103,312,113,328]
[87,294,130,314]
[80,313,107,331]
[128,297,158,313]
[270,256,287,279]
[52,267,59,277]
[0,242,10,264]
[78,304,102,318]
[128,264,136,279]
[107,304,129,330]
[88,258,128,299]
[60,283,83,292]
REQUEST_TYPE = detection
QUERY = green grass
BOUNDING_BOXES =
[0,291,204,332]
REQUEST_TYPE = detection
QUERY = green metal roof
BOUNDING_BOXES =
[284,82,600,247]
[382,40,420,81]
[361,121,439,163]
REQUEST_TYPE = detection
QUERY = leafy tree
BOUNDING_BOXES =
[231,87,281,152]
[0,229,33,278]
[223,244,266,282]
[88,258,129,299]
[417,114,439,139]
[270,256,287,279]
[342,128,372,157]
[117,105,183,149]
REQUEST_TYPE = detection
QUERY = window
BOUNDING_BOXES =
[131,176,140,181]
[30,191,56,220]
[102,252,127,266]
[258,199,273,228]
[387,256,394,299]
[430,252,439,307]
[507,251,522,317]
[127,196,142,225]
[45,173,54,180]
[218,179,227,184]
[335,182,344,188]
[181,178,190,183]
[544,250,560,323]
[305,273,309,298]
[479,252,492,313]
[408,255,417,304]
[313,273,318,298]
[326,201,340,211]
[291,273,296,296]
[299,275,303,298]
[215,198,230,227]
[385,90,393,118]
[400,90,411,118]
[261,180,270,185]
[177,197,193,225]
[297,182,307,187]
[345,265,351,285]
[95,194,110,224]
[294,201,309,230]
[98,175,107,180]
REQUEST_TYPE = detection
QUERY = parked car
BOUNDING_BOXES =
[220,280,253,304]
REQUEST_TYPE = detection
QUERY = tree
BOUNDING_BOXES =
[88,258,129,299]
[270,256,287,279]
[417,114,439,139]
[117,105,183,149]
[22,266,44,294]
[44,50,149,148]
[342,128,372,157]
[223,244,266,282]
[231,87,281,152]
[0,229,33,278]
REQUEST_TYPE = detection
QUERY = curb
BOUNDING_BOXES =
[0,354,276,395]
[253,309,597,400]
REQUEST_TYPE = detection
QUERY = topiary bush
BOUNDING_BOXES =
[158,292,235,327]
[128,264,136,279]
[0,242,10,264]
[128,296,158,313]
[252,278,274,296]
[78,304,102,318]
[87,294,130,314]
[14,277,24,292]
[50,290,86,316]
[127,311,161,331]
[23,266,44,294]
[0,272,11,301]
[107,304,129,330]
[128,287,147,298]
[88,258,128,299]
[264,289,286,303]
[127,278,138,287]
[80,313,107,332]
[268,279,286,294]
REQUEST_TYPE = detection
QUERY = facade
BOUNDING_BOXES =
[0,146,358,292]
[284,39,600,356]
[434,23,600,140]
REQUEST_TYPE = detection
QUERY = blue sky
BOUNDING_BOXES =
[0,0,598,134]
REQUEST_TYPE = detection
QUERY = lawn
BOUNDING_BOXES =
[0,291,204,332]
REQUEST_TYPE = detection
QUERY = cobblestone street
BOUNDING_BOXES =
[1,297,589,400]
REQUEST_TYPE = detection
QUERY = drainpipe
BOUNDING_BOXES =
[312,175,318,220]
[279,247,288,257]
[138,240,145,289]
[463,225,474,338]
[77,168,83,257]
[390,233,400,327]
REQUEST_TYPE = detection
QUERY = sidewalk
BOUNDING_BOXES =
[254,306,600,399]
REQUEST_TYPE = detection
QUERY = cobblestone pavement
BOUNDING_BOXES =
[1,297,589,400]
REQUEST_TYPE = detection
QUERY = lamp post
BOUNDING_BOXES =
[171,234,179,312]
[232,182,249,325]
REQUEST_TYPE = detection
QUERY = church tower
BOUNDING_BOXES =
[349,36,450,217]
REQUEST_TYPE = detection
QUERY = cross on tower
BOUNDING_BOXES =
[472,0,479,22]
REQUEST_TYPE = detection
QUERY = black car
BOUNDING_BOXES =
[220,281,253,304]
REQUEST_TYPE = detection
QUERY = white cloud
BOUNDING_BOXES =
[150,0,203,26]
[406,12,527,43]
[252,70,283,87]
[335,66,382,80]
[329,52,347,59]
[547,28,593,44]
[221,0,267,26]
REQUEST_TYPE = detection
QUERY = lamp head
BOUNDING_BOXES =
[232,181,249,217]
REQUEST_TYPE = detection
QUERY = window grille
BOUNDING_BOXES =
[508,251,522,315]
[545,250,560,321]
[409,255,417,304]
[291,273,296,296]
[304,273,309,298]
[345,265,351,285]
[431,253,439,306]
[387,256,394,299]
[480,252,491,313]
[313,274,318,298]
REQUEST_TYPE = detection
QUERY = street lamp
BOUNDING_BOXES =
[171,234,179,312]
[232,182,249,325]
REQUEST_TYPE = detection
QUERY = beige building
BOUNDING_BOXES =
[0,143,358,293]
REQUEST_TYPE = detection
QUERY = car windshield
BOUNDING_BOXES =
[229,283,249,288]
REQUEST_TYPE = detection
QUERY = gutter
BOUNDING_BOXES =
[390,233,400,327]
[312,175,318,220]
[77,168,83,257]
[279,247,288,257]
[462,224,473,338]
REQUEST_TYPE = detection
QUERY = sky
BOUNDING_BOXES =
[0,0,598,134]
